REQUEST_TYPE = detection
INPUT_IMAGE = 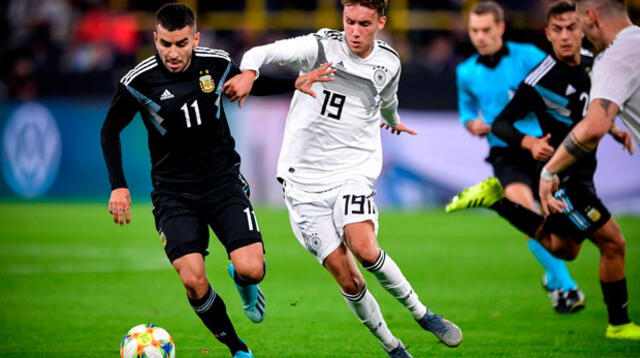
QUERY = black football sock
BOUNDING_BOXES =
[601,278,631,325]
[490,198,544,238]
[189,285,248,355]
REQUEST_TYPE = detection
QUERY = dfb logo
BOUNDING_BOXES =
[2,102,61,198]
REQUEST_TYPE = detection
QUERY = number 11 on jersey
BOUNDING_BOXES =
[181,100,202,128]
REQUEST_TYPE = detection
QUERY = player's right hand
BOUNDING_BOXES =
[539,174,563,215]
[109,188,132,226]
[223,70,257,108]
[529,134,554,161]
[466,119,491,137]
[295,62,336,98]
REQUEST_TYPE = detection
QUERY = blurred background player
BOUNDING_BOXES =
[224,0,462,356]
[447,0,639,339]
[455,0,584,313]
[538,0,640,340]
[100,3,329,357]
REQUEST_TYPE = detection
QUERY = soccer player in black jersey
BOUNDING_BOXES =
[446,0,639,339]
[100,4,332,357]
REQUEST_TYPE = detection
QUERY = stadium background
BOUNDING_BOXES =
[2,0,640,210]
[1,1,640,357]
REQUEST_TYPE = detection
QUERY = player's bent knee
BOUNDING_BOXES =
[340,279,365,296]
[180,272,208,295]
[353,247,380,267]
[549,239,579,261]
[234,262,265,284]
[337,272,366,295]
[600,236,626,259]
[552,247,578,261]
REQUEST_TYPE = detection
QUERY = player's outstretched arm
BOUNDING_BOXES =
[380,122,418,136]
[222,63,336,108]
[109,188,132,226]
[101,84,138,226]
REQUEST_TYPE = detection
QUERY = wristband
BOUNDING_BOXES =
[540,167,556,181]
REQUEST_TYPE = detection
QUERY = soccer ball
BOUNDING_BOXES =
[120,324,175,358]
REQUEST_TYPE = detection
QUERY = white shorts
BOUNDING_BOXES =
[282,181,379,264]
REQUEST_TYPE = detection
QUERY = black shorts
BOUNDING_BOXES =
[151,177,262,262]
[486,146,539,191]
[546,182,611,243]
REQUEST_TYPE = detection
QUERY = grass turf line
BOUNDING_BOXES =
[0,203,638,357]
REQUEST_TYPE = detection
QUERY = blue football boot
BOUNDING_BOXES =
[233,349,254,358]
[228,263,266,323]
[417,311,463,347]
[386,340,413,358]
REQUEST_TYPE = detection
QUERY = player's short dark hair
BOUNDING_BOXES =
[470,1,504,24]
[546,0,576,23]
[155,3,196,31]
[341,0,388,16]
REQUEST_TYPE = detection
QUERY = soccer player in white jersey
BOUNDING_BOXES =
[538,0,640,340]
[223,0,462,356]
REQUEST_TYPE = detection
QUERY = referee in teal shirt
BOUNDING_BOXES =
[455,1,584,314]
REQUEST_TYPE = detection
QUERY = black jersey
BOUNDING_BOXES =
[492,53,595,183]
[101,47,294,193]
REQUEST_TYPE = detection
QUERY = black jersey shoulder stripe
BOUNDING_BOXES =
[317,29,343,41]
[195,53,231,61]
[120,56,156,84]
[121,57,157,85]
[195,47,231,61]
[121,61,156,85]
[377,41,400,59]
[121,63,157,86]
[525,56,556,86]
[196,46,230,55]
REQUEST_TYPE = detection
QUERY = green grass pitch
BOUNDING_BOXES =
[0,202,638,357]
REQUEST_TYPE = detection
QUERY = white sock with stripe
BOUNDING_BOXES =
[342,286,398,352]
[364,249,428,320]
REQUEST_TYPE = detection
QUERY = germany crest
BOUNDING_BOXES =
[199,70,215,93]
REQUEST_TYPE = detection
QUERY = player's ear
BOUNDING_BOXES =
[545,25,552,42]
[153,31,158,43]
[497,21,506,36]
[378,15,387,30]
[193,31,201,47]
[586,8,598,27]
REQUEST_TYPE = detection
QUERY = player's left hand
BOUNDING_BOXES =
[380,122,418,136]
[108,187,132,226]
[223,70,257,108]
[295,62,336,98]
[539,175,565,215]
[610,127,635,154]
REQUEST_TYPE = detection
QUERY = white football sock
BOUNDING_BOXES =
[342,286,398,352]
[364,249,428,320]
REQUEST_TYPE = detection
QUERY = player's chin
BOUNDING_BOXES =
[165,61,184,72]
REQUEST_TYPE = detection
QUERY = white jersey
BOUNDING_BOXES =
[241,28,401,192]
[590,25,640,145]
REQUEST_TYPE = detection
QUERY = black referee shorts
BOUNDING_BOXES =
[151,176,263,263]
[545,182,611,243]
[486,146,539,192]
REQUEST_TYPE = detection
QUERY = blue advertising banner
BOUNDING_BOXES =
[0,99,152,201]
[1,98,639,214]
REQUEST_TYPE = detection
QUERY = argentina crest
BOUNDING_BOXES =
[199,69,215,93]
